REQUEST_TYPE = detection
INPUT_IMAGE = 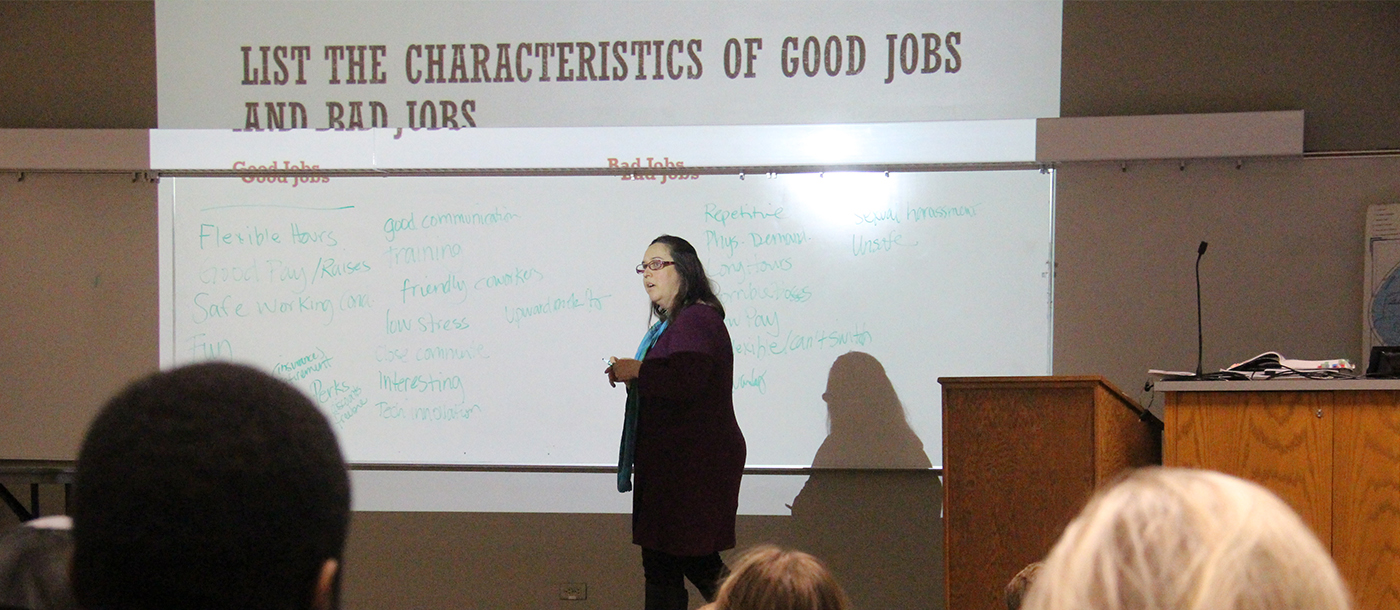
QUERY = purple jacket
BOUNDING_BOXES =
[632,304,746,556]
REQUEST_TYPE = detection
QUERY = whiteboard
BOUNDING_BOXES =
[162,169,1052,467]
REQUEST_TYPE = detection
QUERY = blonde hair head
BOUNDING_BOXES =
[709,545,849,610]
[1022,467,1350,610]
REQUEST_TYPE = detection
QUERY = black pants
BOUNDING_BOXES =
[642,548,727,610]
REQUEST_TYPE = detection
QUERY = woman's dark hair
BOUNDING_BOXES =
[650,234,725,321]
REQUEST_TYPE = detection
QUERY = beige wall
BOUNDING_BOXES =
[0,173,157,459]
[4,2,1400,609]
[1053,156,1400,408]
[344,472,941,610]
[0,2,156,129]
[1061,1,1400,152]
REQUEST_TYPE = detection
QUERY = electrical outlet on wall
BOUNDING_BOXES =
[559,583,588,601]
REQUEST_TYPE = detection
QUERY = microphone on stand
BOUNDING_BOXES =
[1195,241,1209,378]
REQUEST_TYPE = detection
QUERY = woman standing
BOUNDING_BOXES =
[607,235,747,610]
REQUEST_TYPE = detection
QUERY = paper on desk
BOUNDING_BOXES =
[1226,351,1354,371]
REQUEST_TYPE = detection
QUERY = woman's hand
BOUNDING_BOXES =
[606,358,642,386]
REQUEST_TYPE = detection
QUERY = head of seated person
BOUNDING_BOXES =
[1023,467,1350,610]
[70,362,350,610]
[0,515,77,610]
[701,545,849,610]
[1004,561,1042,610]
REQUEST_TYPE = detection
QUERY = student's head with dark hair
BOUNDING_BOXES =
[70,362,350,610]
[646,234,725,321]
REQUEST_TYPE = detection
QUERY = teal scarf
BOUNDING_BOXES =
[618,319,668,492]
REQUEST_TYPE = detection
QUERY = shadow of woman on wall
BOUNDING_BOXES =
[786,351,945,610]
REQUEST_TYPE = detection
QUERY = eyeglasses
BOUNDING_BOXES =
[636,259,676,273]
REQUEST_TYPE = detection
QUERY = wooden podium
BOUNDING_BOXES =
[1158,379,1400,610]
[940,376,1160,610]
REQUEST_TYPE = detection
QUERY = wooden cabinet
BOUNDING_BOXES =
[1159,380,1400,610]
[940,376,1160,610]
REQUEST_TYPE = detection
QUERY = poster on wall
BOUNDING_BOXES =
[155,0,1063,129]
[1364,204,1400,371]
